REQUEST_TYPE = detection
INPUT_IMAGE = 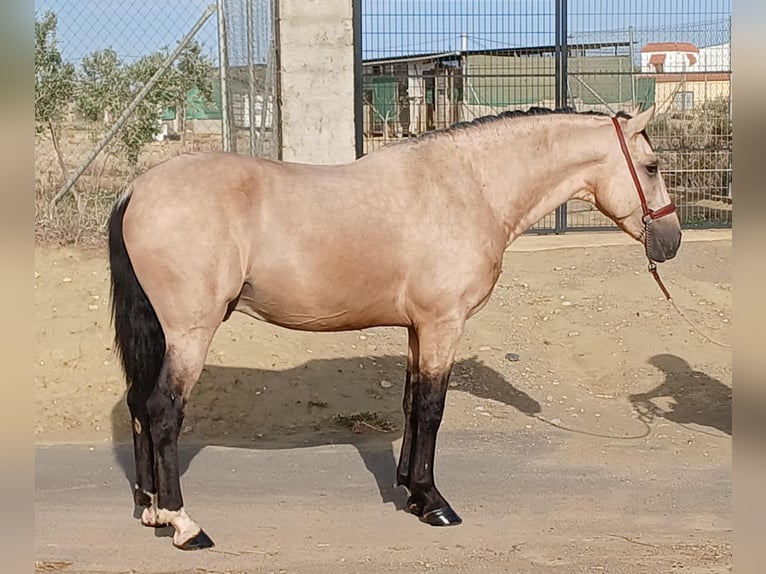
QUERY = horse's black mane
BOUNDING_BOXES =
[413,106,637,142]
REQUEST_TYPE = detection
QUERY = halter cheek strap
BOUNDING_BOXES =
[611,117,676,222]
[611,116,676,300]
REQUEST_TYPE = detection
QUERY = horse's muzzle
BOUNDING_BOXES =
[646,216,682,263]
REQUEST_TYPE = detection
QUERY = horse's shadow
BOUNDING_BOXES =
[629,354,732,435]
[110,355,541,515]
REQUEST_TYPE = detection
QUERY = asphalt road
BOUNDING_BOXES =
[35,428,731,574]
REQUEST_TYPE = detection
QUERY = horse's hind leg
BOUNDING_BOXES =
[406,319,464,527]
[147,331,216,550]
[396,327,419,488]
[127,378,159,526]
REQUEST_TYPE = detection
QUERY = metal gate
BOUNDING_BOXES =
[357,0,732,232]
[218,0,281,158]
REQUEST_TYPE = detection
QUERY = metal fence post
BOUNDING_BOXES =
[217,0,231,152]
[353,0,364,159]
[272,0,283,160]
[629,25,637,107]
[554,0,569,234]
[246,0,256,155]
[257,16,275,157]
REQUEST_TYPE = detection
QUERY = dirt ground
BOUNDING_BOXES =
[34,232,732,573]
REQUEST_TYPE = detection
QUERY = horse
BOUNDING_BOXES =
[107,104,681,550]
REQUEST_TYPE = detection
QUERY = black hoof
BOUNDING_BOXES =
[175,529,215,551]
[419,506,463,527]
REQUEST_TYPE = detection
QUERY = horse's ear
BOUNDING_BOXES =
[625,104,655,134]
[628,104,642,117]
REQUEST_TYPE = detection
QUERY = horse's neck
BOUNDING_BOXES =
[470,117,606,245]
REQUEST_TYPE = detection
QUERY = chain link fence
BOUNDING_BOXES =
[34,0,279,244]
[360,0,732,231]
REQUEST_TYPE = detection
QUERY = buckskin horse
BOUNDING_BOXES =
[108,105,681,549]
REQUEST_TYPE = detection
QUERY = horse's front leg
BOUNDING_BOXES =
[396,327,419,488]
[405,320,464,526]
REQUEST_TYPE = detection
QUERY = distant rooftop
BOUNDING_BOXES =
[363,41,632,65]
[642,42,700,53]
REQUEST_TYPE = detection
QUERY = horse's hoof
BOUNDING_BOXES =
[174,529,215,551]
[419,506,463,527]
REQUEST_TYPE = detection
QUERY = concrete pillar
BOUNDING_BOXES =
[278,0,356,164]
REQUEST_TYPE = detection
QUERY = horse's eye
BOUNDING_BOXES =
[645,163,659,176]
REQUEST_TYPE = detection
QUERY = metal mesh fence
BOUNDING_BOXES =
[360,0,732,231]
[219,0,280,158]
[565,0,732,230]
[34,0,279,244]
[361,1,557,146]
[35,1,223,242]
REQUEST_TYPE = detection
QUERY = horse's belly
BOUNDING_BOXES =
[234,278,407,332]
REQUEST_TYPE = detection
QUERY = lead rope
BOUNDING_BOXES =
[612,116,731,349]
[645,240,731,349]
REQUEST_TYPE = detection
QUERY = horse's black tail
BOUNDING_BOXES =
[108,191,166,394]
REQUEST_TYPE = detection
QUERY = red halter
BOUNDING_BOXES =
[611,116,676,300]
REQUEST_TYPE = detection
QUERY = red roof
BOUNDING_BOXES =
[642,42,699,53]
[637,72,731,82]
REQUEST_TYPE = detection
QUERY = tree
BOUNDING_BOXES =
[173,41,215,139]
[35,10,75,181]
[76,40,214,166]
[647,97,732,196]
[76,48,129,126]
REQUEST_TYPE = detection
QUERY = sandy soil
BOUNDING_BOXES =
[34,234,732,573]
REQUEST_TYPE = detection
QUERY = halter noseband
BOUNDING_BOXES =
[611,116,676,300]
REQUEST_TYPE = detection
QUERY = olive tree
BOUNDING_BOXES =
[77,41,214,167]
[35,11,75,180]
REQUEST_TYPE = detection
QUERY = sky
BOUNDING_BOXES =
[35,0,732,67]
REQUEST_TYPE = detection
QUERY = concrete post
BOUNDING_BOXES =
[277,0,356,164]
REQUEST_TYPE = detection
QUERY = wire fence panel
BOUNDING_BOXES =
[565,0,732,230]
[360,0,732,232]
[35,1,223,243]
[34,1,280,244]
[362,0,559,230]
[219,0,280,158]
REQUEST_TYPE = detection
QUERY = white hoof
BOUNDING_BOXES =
[156,507,203,547]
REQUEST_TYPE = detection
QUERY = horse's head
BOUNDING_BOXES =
[592,105,681,263]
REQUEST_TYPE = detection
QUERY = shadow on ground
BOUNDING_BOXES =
[111,355,541,514]
[630,354,732,436]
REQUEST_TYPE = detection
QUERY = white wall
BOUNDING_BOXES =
[641,43,730,74]
[641,49,699,73]
[698,44,730,72]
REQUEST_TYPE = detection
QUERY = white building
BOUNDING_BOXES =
[641,41,730,74]
[639,41,731,113]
